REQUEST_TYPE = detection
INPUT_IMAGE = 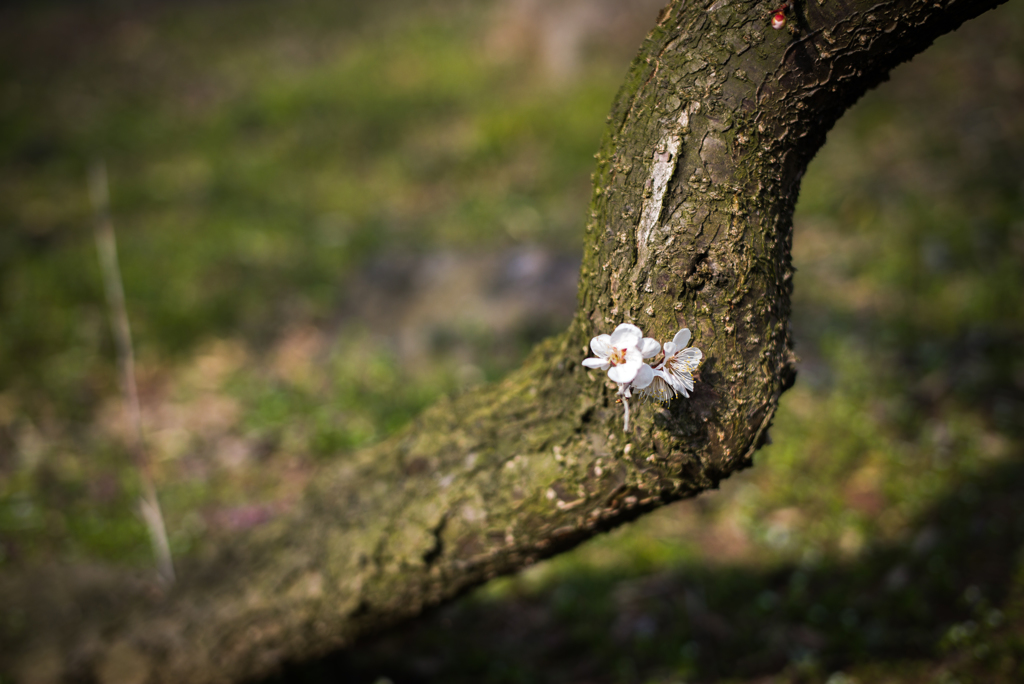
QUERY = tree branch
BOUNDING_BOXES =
[0,0,1008,682]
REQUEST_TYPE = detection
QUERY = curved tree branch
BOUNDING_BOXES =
[1,0,1008,682]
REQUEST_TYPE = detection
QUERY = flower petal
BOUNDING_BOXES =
[582,357,610,370]
[610,323,643,349]
[672,328,691,349]
[639,337,661,359]
[678,347,703,369]
[639,372,675,403]
[663,365,694,394]
[590,334,613,358]
[608,357,641,384]
[631,363,654,389]
[662,341,678,356]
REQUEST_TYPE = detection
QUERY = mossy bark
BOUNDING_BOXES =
[1,0,1008,682]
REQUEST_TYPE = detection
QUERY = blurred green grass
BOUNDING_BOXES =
[1,0,1023,682]
[0,0,635,563]
[0,0,610,394]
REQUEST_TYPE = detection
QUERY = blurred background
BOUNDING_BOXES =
[1,0,1022,682]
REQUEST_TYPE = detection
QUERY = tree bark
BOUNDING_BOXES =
[0,0,1008,682]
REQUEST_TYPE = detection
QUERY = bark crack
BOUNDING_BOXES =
[422,512,449,567]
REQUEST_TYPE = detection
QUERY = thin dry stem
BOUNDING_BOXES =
[89,159,176,585]
[619,386,631,432]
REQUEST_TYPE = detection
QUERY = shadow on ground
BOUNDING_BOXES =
[261,456,1024,684]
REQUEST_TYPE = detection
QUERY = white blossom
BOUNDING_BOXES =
[581,323,699,432]
[582,323,657,385]
[639,328,703,402]
[581,323,661,432]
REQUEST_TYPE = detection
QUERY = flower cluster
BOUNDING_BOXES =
[582,323,702,431]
